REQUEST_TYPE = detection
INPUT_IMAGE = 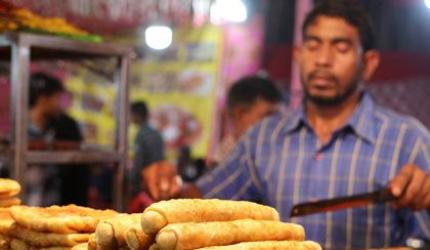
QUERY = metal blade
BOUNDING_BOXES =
[289,188,395,218]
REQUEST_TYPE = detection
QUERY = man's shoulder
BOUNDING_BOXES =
[137,125,163,140]
[246,110,299,139]
[372,104,430,140]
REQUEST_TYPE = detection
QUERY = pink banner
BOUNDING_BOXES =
[290,0,313,108]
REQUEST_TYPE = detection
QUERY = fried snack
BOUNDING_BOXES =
[10,238,71,250]
[71,243,88,250]
[74,243,132,250]
[125,227,153,250]
[87,234,96,250]
[95,213,141,250]
[0,208,14,234]
[153,219,304,250]
[195,241,322,250]
[0,234,11,248]
[0,197,21,207]
[0,179,21,197]
[0,192,18,200]
[10,238,27,250]
[12,8,89,36]
[10,205,118,233]
[10,223,90,247]
[141,199,279,234]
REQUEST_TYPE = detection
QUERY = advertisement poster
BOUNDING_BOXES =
[131,25,222,158]
[66,25,222,158]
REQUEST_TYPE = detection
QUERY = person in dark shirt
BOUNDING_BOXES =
[128,101,164,211]
[29,72,89,206]
[47,112,89,206]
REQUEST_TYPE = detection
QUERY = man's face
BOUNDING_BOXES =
[232,99,279,138]
[130,113,141,125]
[297,16,373,106]
[41,93,62,117]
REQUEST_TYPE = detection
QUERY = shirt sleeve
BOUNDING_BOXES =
[406,130,430,242]
[196,134,263,201]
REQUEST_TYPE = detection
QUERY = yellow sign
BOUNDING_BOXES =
[66,25,223,158]
[131,25,223,157]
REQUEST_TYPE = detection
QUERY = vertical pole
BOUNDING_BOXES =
[290,0,313,108]
[113,55,130,211]
[10,41,30,195]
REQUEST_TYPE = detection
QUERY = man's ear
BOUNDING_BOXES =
[363,50,380,81]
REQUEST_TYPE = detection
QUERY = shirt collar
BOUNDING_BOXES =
[284,92,377,144]
[284,105,307,133]
[345,92,377,144]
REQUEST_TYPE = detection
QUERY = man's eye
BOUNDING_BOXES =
[336,42,351,53]
[304,40,319,50]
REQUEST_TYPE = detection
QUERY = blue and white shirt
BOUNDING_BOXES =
[197,93,430,249]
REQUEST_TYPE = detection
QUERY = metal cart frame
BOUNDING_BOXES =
[0,32,133,211]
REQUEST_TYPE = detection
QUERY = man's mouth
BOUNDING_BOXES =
[308,72,337,88]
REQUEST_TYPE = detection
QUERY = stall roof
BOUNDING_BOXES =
[0,32,135,61]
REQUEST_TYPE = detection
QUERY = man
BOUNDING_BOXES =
[28,72,89,206]
[147,1,430,249]
[128,101,164,211]
[215,75,282,162]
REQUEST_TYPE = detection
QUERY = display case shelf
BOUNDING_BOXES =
[0,32,133,211]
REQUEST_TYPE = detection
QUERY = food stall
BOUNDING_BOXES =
[0,0,429,250]
[0,1,133,210]
[0,2,324,250]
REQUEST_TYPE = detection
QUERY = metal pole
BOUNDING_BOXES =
[10,42,30,194]
[113,55,130,211]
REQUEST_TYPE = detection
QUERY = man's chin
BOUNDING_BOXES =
[306,94,345,106]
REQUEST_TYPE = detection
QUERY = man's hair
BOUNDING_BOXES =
[29,72,65,108]
[227,75,282,112]
[130,101,149,121]
[303,0,376,52]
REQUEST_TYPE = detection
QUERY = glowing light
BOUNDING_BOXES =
[210,0,248,24]
[145,25,173,50]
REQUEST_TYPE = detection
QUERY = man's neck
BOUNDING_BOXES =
[306,91,362,144]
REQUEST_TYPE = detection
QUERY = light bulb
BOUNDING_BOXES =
[210,0,248,24]
[145,25,173,50]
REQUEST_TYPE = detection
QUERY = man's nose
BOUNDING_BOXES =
[315,45,333,67]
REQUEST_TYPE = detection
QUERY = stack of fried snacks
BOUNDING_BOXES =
[90,213,152,250]
[8,205,117,250]
[0,178,22,207]
[195,241,322,250]
[138,199,321,250]
[0,208,13,248]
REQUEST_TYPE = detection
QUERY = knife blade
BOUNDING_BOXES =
[289,188,396,218]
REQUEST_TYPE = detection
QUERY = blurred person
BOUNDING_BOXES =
[215,76,283,163]
[128,101,164,212]
[49,112,89,206]
[145,1,430,249]
[28,72,89,206]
